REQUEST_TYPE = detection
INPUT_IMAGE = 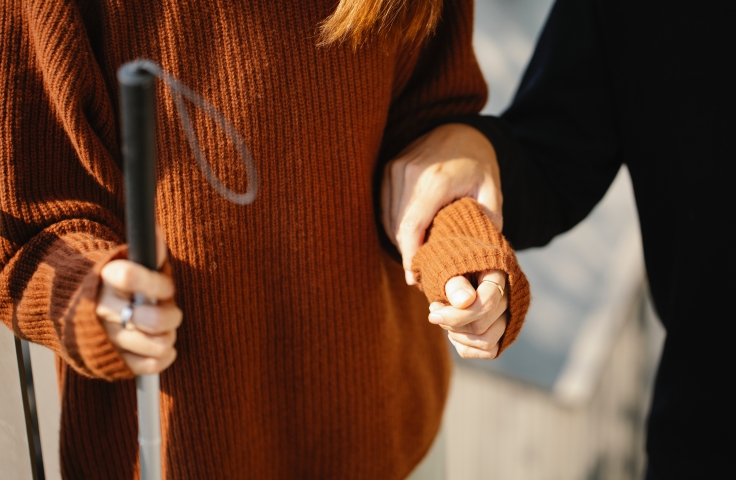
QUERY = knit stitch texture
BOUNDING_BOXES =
[412,198,530,354]
[1,1,529,478]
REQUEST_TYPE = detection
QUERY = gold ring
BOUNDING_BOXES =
[482,279,504,297]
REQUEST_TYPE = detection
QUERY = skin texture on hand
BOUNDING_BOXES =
[95,224,182,374]
[381,123,503,284]
[382,124,510,359]
[432,269,509,359]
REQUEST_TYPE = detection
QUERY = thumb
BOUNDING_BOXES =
[444,275,476,309]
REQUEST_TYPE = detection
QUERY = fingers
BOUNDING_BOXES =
[381,159,424,285]
[101,259,175,300]
[98,298,181,375]
[380,162,394,247]
[396,189,447,284]
[428,273,508,334]
[430,269,509,359]
[97,293,182,334]
[447,312,508,359]
[389,157,443,285]
[478,270,506,300]
[108,328,176,359]
[97,251,181,374]
[444,275,477,309]
[122,349,177,375]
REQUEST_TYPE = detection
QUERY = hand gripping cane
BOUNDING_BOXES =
[118,63,162,480]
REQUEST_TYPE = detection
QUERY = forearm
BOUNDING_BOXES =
[445,115,569,249]
[447,0,624,249]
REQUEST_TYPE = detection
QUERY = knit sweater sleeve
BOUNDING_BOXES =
[0,2,133,380]
[379,0,488,160]
[411,198,530,356]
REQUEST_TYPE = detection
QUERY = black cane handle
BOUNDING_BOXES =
[118,63,157,271]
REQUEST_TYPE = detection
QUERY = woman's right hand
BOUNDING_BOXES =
[95,225,182,375]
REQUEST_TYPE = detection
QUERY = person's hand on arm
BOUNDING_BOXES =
[381,122,503,284]
[95,225,182,374]
[382,124,518,359]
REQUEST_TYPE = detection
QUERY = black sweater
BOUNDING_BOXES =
[459,0,734,477]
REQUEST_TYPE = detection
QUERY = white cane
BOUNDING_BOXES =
[117,59,258,480]
[118,63,162,480]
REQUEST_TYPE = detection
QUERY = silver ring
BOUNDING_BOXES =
[120,303,134,329]
[482,279,504,298]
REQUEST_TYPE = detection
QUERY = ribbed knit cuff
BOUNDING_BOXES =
[9,226,135,381]
[65,245,134,380]
[411,198,531,355]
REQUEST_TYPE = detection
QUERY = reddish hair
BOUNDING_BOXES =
[320,0,444,48]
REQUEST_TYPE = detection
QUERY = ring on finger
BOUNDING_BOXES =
[482,279,504,297]
[120,302,135,330]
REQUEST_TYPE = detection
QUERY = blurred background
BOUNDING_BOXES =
[437,0,666,479]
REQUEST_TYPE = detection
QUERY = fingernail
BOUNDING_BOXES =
[451,290,472,306]
[428,313,444,324]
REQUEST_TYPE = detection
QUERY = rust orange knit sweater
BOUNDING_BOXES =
[0,1,529,478]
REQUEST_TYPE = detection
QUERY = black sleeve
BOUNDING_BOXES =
[454,0,622,250]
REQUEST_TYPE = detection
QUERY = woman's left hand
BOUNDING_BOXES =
[427,269,508,359]
[381,123,507,358]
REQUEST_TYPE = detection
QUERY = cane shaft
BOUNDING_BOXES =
[137,374,162,480]
[118,63,162,480]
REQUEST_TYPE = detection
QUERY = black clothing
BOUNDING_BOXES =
[460,0,734,477]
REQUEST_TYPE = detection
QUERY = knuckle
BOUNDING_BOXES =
[390,159,404,176]
[137,357,159,375]
[148,359,164,375]
[151,337,171,358]
[138,307,162,331]
[470,322,486,335]
[166,349,178,368]
[404,158,425,175]
[151,273,170,297]
[475,337,491,351]
[398,218,421,235]
[162,274,175,293]
[117,266,139,291]
[480,298,496,314]
[428,162,448,179]
[172,307,184,327]
[101,260,123,280]
[482,327,501,346]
